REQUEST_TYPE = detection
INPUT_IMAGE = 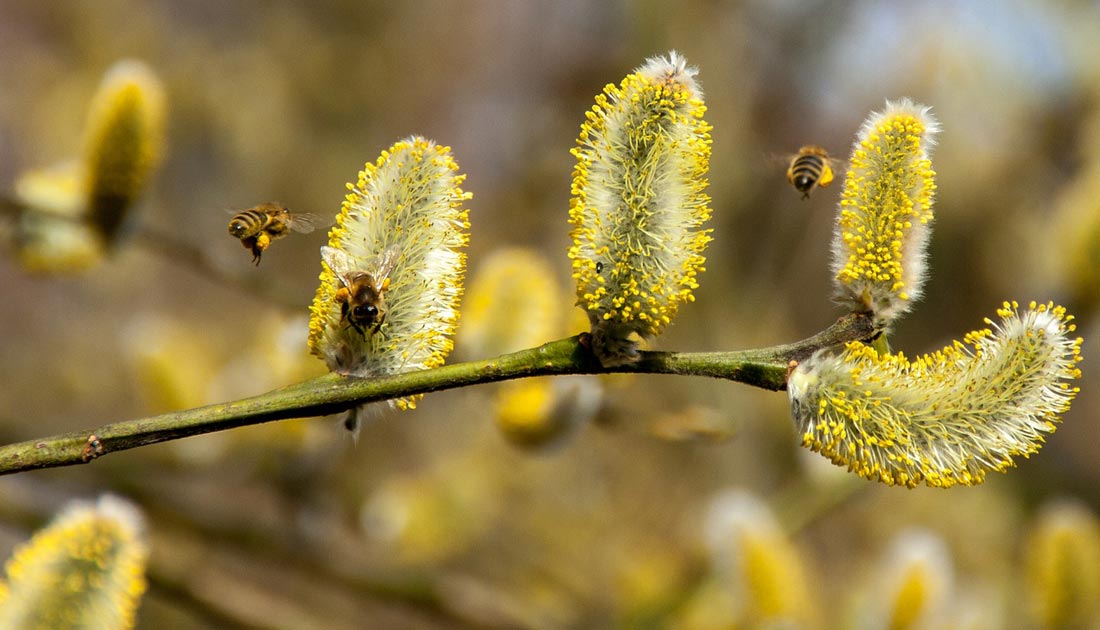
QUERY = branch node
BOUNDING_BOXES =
[81,435,105,462]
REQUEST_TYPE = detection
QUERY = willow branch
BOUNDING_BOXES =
[129,223,305,310]
[0,313,874,476]
[2,198,305,310]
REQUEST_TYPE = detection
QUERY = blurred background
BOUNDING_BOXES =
[1,0,1099,627]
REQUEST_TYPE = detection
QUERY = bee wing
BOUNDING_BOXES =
[371,245,402,284]
[764,151,797,166]
[287,212,332,234]
[321,246,358,288]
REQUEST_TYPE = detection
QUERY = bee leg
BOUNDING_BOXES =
[370,312,386,336]
[343,407,359,433]
[252,233,271,265]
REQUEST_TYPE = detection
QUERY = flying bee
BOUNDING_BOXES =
[785,145,840,199]
[227,202,321,265]
[321,244,401,337]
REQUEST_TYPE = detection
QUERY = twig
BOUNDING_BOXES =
[0,313,874,476]
[1,196,305,310]
[129,223,305,310]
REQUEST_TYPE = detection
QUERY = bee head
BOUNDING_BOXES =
[793,175,814,192]
[352,304,379,323]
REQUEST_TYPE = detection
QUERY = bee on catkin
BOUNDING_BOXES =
[321,244,400,337]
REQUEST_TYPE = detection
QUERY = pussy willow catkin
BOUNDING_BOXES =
[788,302,1082,488]
[308,136,471,430]
[569,51,712,365]
[831,99,938,328]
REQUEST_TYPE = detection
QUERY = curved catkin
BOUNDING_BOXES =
[568,51,712,366]
[0,496,148,629]
[82,59,167,243]
[787,301,1082,488]
[308,136,471,422]
[831,99,938,328]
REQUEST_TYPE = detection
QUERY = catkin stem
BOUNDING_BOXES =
[0,313,873,476]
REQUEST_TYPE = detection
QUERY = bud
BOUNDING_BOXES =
[569,51,712,365]
[0,496,148,629]
[82,59,167,242]
[788,301,1082,488]
[308,136,471,431]
[832,99,938,327]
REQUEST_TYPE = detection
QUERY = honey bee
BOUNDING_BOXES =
[227,202,320,265]
[785,145,839,199]
[321,245,401,337]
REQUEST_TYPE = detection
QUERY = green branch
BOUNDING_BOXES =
[0,313,874,476]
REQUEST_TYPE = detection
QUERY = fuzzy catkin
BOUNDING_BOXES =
[308,136,471,426]
[0,496,148,629]
[568,51,712,365]
[788,301,1082,488]
[831,99,938,328]
[83,60,166,242]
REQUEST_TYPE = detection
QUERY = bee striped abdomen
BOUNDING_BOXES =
[227,209,271,238]
[786,145,835,199]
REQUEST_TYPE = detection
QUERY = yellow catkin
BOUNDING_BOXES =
[831,99,938,327]
[704,491,816,626]
[1023,500,1100,629]
[13,59,165,272]
[458,247,562,359]
[82,60,167,242]
[788,301,1082,488]
[568,51,712,365]
[307,136,471,431]
[870,531,953,630]
[0,496,148,630]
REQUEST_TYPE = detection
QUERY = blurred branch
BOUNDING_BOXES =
[130,223,305,310]
[0,313,874,476]
[1,197,304,310]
